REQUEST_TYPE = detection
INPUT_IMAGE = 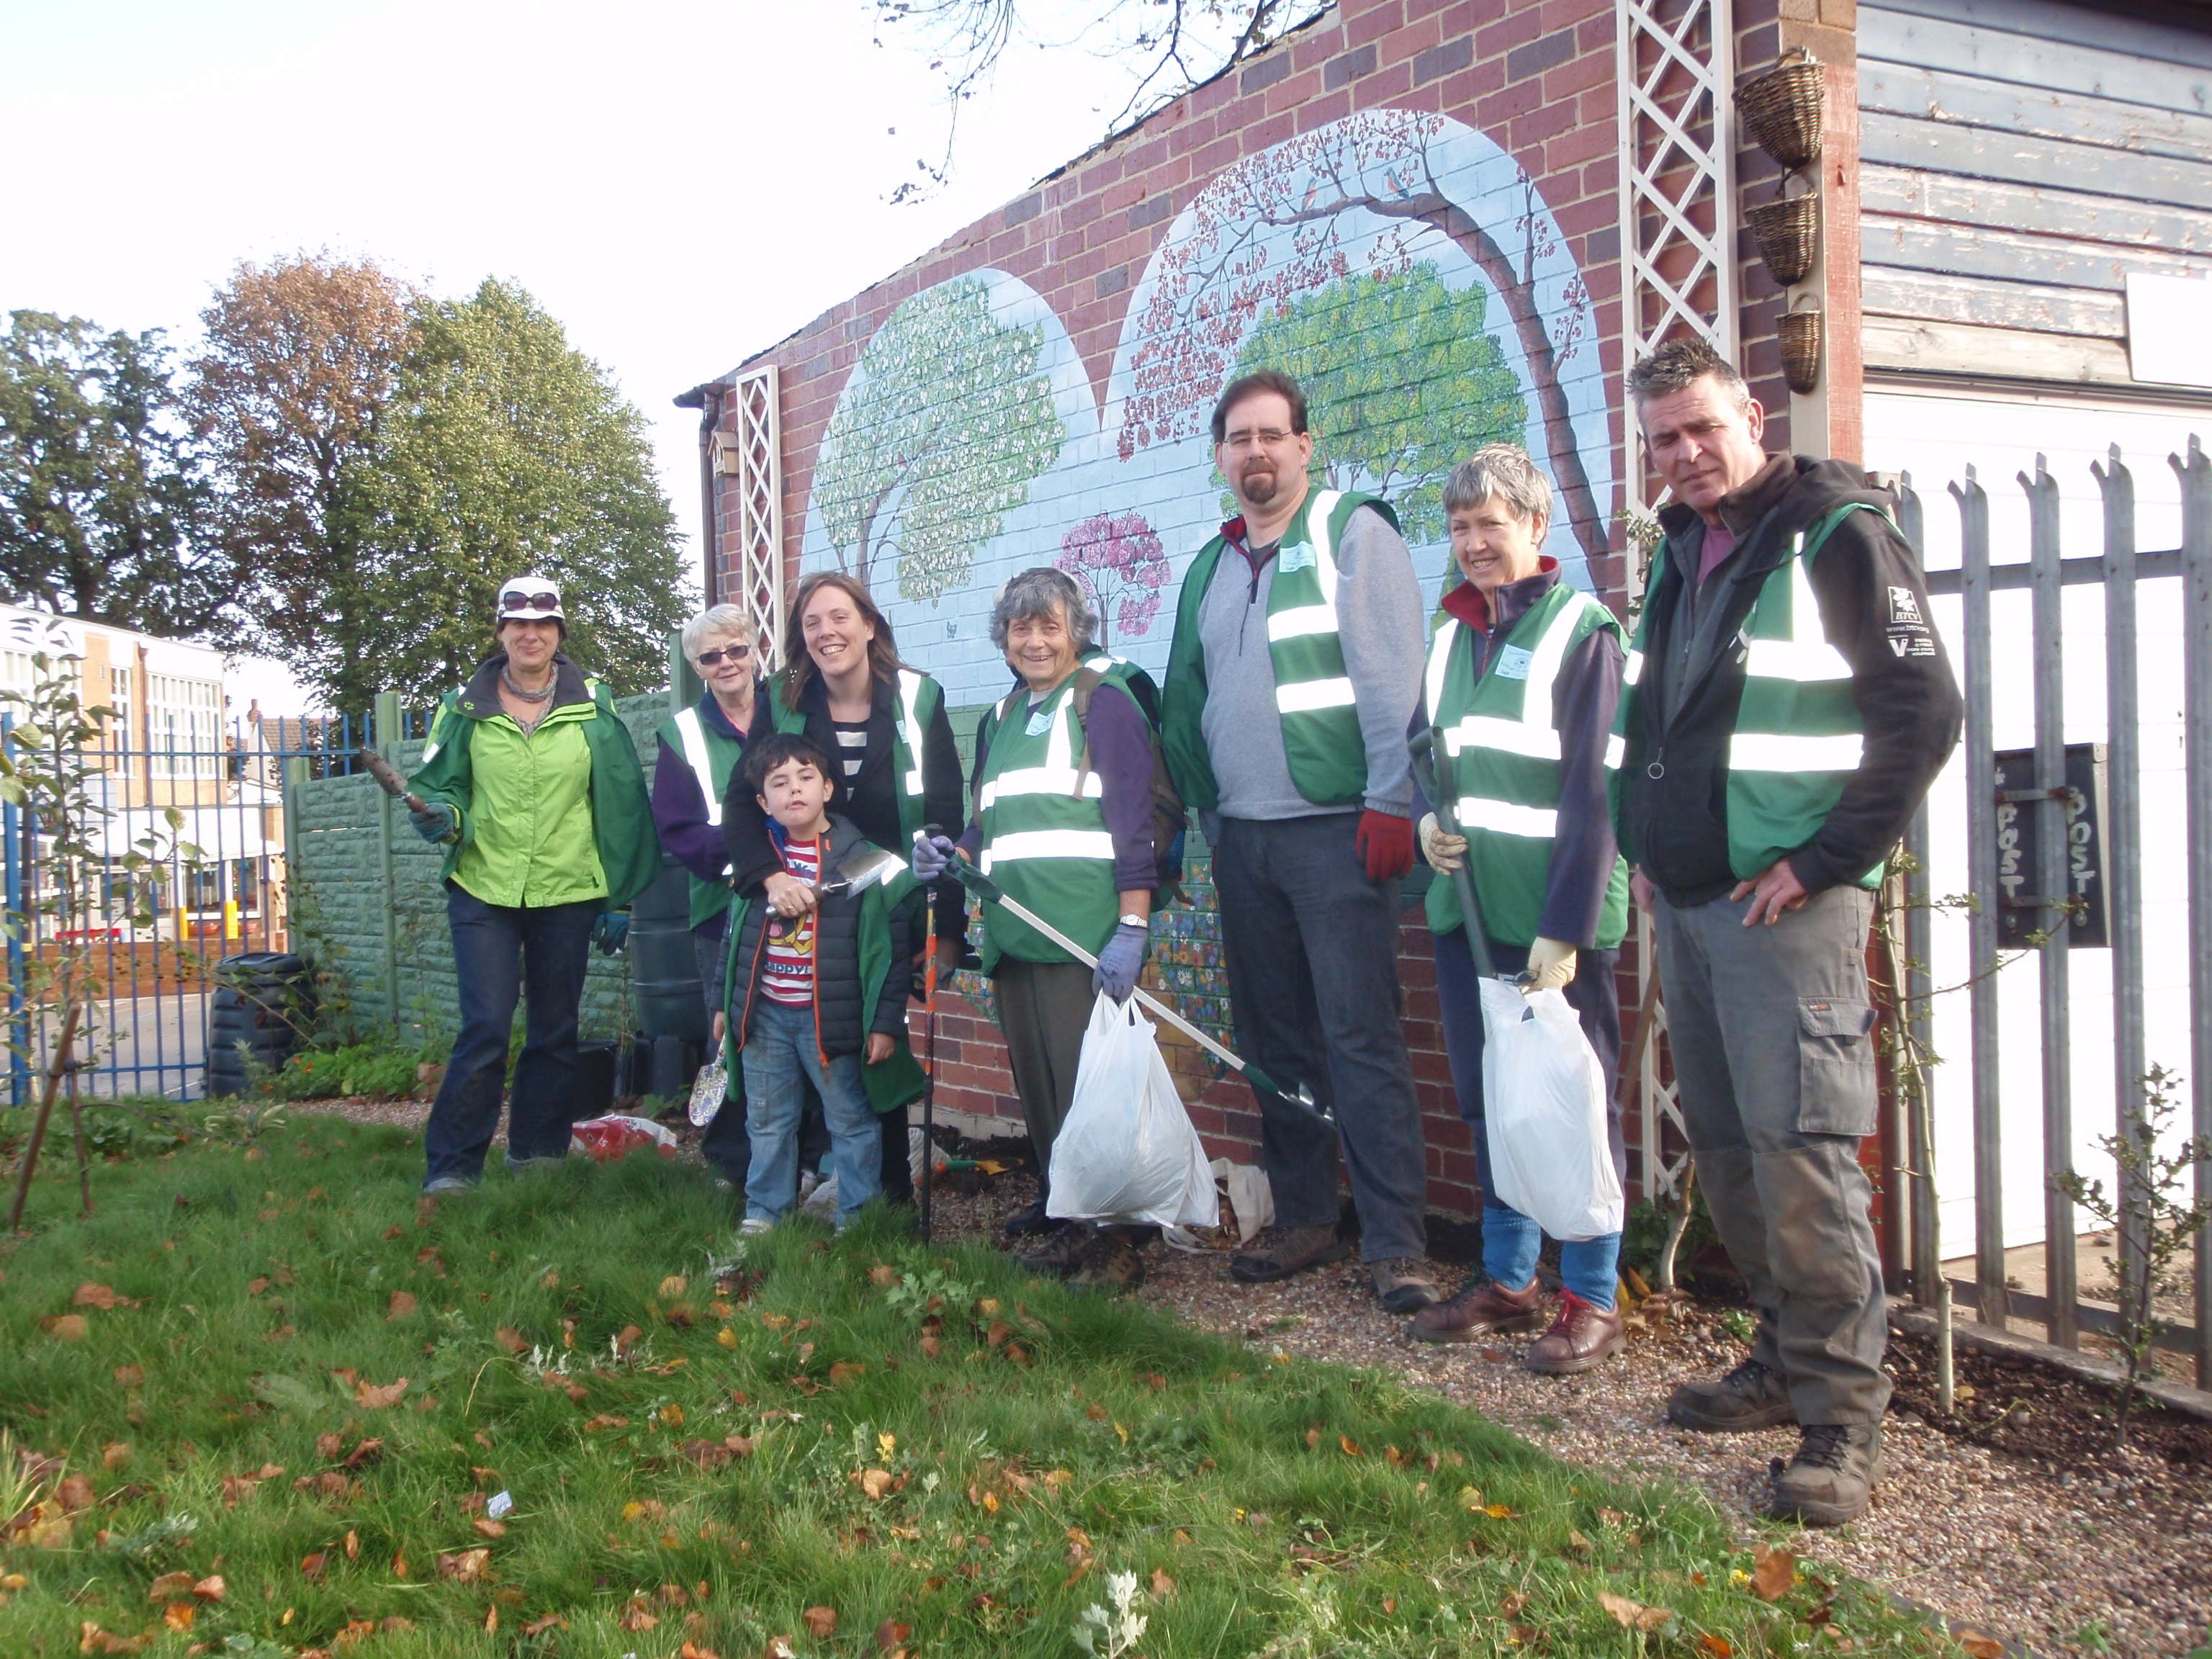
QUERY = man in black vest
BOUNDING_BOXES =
[1614,339,1960,1525]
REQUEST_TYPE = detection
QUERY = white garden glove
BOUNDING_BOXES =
[1418,812,1467,873]
[1521,936,1578,994]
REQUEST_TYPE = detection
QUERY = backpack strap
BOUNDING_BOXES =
[1068,667,1107,800]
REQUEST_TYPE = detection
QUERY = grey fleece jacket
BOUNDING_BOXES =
[1196,502,1424,820]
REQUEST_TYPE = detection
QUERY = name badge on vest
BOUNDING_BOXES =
[1025,704,1056,737]
[1277,544,1318,574]
[1494,645,1534,680]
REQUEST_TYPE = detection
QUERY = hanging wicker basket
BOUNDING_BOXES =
[1735,48,1825,171]
[1779,297,1823,395]
[1746,174,1820,287]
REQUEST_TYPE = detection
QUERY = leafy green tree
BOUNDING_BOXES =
[814,277,1064,603]
[189,253,413,688]
[1232,264,1526,545]
[0,312,216,631]
[338,279,686,711]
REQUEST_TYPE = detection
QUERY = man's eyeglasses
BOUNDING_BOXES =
[499,590,561,614]
[1220,428,1298,451]
[696,644,753,667]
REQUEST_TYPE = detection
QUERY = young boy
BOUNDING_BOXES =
[724,734,910,1231]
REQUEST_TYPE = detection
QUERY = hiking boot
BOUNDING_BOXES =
[1523,1290,1626,1375]
[1665,1357,1797,1431]
[1067,1233,1146,1294]
[1408,1276,1547,1344]
[1767,1424,1884,1526]
[1002,1198,1058,1238]
[1370,1259,1442,1313]
[1229,1224,1351,1284]
[1016,1224,1089,1277]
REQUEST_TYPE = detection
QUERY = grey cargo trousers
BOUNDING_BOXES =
[1650,885,1892,1426]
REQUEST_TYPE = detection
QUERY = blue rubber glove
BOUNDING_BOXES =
[910,832,956,883]
[1092,920,1148,1002]
[591,911,629,956]
[410,802,457,844]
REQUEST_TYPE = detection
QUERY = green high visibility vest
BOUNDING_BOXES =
[770,666,942,849]
[1161,488,1393,811]
[1424,584,1629,949]
[973,656,1154,973]
[655,700,748,931]
[1610,501,1887,887]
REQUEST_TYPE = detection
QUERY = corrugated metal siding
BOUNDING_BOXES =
[1856,0,2212,384]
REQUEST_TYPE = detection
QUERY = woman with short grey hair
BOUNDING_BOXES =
[909,565,1168,1289]
[653,603,768,1187]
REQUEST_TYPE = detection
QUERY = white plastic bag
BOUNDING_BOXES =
[1162,1159,1272,1251]
[1478,978,1623,1241]
[1048,994,1219,1229]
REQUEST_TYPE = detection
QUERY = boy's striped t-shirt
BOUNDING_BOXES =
[760,835,821,1006]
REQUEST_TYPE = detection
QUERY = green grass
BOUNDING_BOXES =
[0,1118,1939,1658]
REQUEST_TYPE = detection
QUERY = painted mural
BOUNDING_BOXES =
[800,107,1614,709]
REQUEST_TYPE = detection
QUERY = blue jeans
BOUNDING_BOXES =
[423,884,599,1184]
[740,1000,881,1226]
[1434,928,1624,1309]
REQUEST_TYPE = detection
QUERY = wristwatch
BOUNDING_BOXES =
[1119,914,1147,927]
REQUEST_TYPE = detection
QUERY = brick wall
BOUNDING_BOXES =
[694,0,1796,1216]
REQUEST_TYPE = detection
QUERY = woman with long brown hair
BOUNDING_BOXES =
[721,571,964,1208]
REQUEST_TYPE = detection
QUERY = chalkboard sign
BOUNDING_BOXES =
[1992,744,2108,948]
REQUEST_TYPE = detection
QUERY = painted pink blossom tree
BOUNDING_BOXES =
[1057,512,1170,649]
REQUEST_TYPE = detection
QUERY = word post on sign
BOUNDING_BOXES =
[1992,744,2109,948]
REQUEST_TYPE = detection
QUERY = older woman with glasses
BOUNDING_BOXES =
[653,603,769,1187]
[408,576,660,1195]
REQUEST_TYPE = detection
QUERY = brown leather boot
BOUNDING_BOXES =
[1523,1290,1626,1375]
[1407,1276,1547,1344]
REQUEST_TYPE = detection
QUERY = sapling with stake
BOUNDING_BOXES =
[2051,1064,2212,1448]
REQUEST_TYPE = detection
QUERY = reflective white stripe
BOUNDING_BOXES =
[1604,734,1625,770]
[1456,796,1558,838]
[1424,617,1459,723]
[1267,603,1339,642]
[1277,677,1357,714]
[979,768,1104,810]
[978,829,1117,873]
[1746,553,1850,681]
[421,740,440,765]
[671,706,722,827]
[896,668,927,796]
[1444,714,1561,763]
[1623,647,1643,687]
[1306,488,1344,607]
[1728,732,1863,771]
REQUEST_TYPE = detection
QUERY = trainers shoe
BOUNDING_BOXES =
[1665,1357,1797,1431]
[1767,1423,1884,1526]
[739,1217,774,1236]
[1408,1276,1547,1344]
[1067,1233,1146,1293]
[1523,1290,1626,1375]
[422,1175,477,1197]
[1229,1223,1351,1284]
[1370,1258,1442,1313]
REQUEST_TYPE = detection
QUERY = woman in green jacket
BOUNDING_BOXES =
[408,577,660,1194]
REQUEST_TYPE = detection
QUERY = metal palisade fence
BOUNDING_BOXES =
[1892,434,2210,1391]
[0,705,430,1107]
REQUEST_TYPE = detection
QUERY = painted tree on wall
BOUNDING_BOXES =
[1118,109,1606,562]
[1233,264,1525,547]
[814,278,1065,603]
[1057,511,1169,647]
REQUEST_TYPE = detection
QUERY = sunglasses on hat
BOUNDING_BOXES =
[499,590,561,615]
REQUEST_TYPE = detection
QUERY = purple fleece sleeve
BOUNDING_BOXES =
[1536,627,1626,947]
[653,737,732,886]
[1086,683,1161,894]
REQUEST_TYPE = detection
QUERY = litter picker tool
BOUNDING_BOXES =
[940,857,1331,1125]
[1408,726,1503,983]
[915,826,947,1242]
[359,747,428,813]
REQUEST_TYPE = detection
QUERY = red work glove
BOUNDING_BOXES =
[1354,809,1415,881]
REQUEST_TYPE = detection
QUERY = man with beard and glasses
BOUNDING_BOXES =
[1159,369,1437,1312]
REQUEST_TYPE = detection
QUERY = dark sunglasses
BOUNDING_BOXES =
[696,643,752,667]
[499,590,561,614]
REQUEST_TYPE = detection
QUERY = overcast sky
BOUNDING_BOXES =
[0,0,1155,635]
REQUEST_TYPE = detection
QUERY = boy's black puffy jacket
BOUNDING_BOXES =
[728,814,909,1058]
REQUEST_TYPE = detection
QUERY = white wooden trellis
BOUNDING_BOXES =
[1614,0,1737,1201]
[722,364,785,670]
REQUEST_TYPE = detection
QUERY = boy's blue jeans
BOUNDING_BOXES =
[740,1000,881,1226]
[1434,927,1625,1310]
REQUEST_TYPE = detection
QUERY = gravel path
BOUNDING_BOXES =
[295,1100,2211,1658]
